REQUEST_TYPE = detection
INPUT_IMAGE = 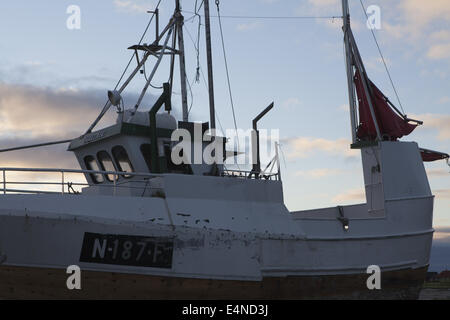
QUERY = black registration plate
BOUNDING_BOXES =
[79,232,174,268]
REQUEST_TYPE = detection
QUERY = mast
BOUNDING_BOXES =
[175,0,189,122]
[342,0,357,144]
[203,0,216,131]
[342,0,381,142]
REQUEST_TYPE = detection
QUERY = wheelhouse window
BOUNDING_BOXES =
[84,155,104,184]
[112,146,134,178]
[97,151,116,182]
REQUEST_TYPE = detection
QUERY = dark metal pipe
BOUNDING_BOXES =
[252,102,274,175]
[149,82,171,173]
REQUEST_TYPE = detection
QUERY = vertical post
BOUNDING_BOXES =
[61,171,65,194]
[204,0,216,131]
[252,102,274,176]
[175,0,189,121]
[114,174,117,196]
[169,25,177,99]
[3,170,5,194]
[155,8,159,43]
[275,142,281,181]
[342,0,357,144]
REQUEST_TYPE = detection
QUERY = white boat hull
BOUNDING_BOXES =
[0,141,435,299]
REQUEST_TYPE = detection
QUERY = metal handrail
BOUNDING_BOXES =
[0,167,156,176]
[0,166,280,195]
[0,167,161,195]
[221,169,280,181]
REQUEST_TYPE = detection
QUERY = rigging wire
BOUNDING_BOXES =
[193,0,204,82]
[215,0,242,170]
[358,0,405,114]
[141,51,164,89]
[182,10,341,20]
[184,21,201,85]
[215,0,240,150]
[278,143,287,169]
[182,25,198,116]
[88,0,163,133]
[183,9,226,137]
[115,0,163,91]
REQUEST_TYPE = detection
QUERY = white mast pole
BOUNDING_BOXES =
[204,0,216,131]
[342,0,381,142]
[175,0,189,121]
[342,0,357,144]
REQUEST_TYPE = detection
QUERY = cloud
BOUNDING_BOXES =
[331,186,449,204]
[412,113,450,141]
[236,22,262,32]
[430,30,450,42]
[337,104,349,111]
[307,0,339,9]
[0,82,160,141]
[114,0,152,14]
[427,43,450,60]
[398,0,450,32]
[376,1,450,61]
[365,56,393,72]
[427,168,450,178]
[282,98,301,109]
[434,227,450,242]
[0,82,158,192]
[332,188,365,203]
[382,0,450,40]
[0,83,112,139]
[281,136,359,160]
[438,96,450,104]
[295,168,344,178]
[435,189,450,200]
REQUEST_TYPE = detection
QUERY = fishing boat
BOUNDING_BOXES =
[0,0,448,299]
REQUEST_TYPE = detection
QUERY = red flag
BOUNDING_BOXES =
[354,71,417,140]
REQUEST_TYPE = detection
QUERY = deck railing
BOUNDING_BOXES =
[0,166,280,196]
[0,167,158,195]
[221,169,280,181]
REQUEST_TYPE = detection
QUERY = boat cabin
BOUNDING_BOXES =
[68,110,227,194]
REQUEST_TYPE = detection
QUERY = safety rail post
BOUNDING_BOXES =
[275,141,281,181]
[2,169,5,194]
[113,174,117,196]
[61,170,65,194]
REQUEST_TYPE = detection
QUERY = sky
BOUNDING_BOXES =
[0,0,449,244]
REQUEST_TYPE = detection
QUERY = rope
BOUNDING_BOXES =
[216,0,240,152]
[183,11,226,137]
[359,0,405,115]
[194,0,204,82]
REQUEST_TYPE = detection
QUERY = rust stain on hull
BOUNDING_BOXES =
[0,265,427,299]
